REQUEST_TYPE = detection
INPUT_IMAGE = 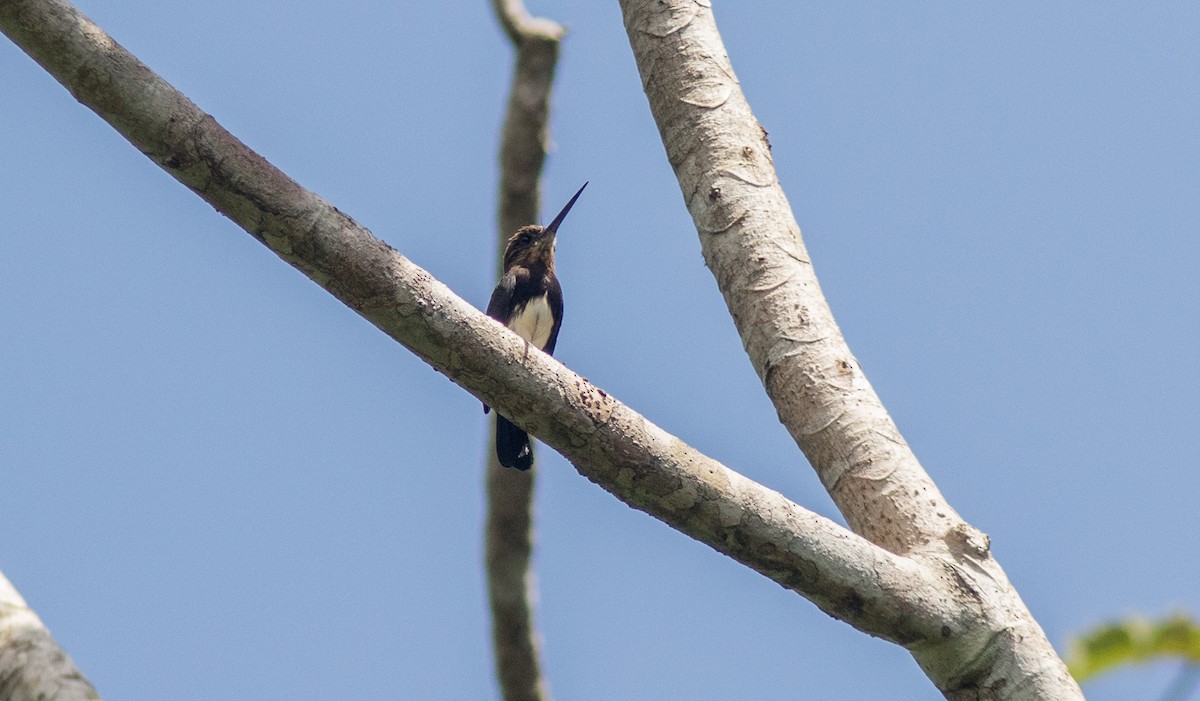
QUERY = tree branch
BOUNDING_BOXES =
[1,1,1093,697]
[0,0,946,649]
[0,570,100,701]
[620,0,956,557]
[617,1,1082,698]
[485,1,564,699]
[490,0,564,47]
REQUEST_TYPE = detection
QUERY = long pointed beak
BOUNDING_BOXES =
[545,181,589,235]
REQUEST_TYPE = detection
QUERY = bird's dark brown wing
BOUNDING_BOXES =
[541,275,564,357]
[486,270,519,323]
[482,271,519,414]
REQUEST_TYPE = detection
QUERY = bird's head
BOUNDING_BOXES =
[503,224,557,269]
[502,182,588,270]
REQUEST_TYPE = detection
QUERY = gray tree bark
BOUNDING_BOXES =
[0,571,100,701]
[617,1,1083,698]
[485,1,564,699]
[0,0,1084,698]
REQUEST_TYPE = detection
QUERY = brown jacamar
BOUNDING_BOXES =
[484,182,588,470]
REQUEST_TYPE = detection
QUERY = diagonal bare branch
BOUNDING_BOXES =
[616,1,1082,698]
[485,1,565,699]
[0,0,950,653]
[621,0,956,558]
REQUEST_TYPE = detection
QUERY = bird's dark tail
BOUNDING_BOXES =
[495,414,533,470]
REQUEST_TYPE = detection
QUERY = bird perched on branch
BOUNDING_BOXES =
[484,182,588,470]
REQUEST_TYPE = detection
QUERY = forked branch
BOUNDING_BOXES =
[617,0,1082,698]
[0,0,1082,698]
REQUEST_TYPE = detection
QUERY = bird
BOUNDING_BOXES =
[484,182,588,470]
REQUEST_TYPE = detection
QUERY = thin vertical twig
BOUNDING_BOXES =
[485,3,564,701]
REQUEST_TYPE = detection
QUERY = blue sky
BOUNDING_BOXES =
[2,2,1198,699]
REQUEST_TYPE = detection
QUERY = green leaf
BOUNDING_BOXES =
[1066,613,1200,683]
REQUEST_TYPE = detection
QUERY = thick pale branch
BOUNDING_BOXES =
[485,1,563,700]
[619,0,957,559]
[0,571,100,701]
[617,1,1082,698]
[0,0,948,647]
